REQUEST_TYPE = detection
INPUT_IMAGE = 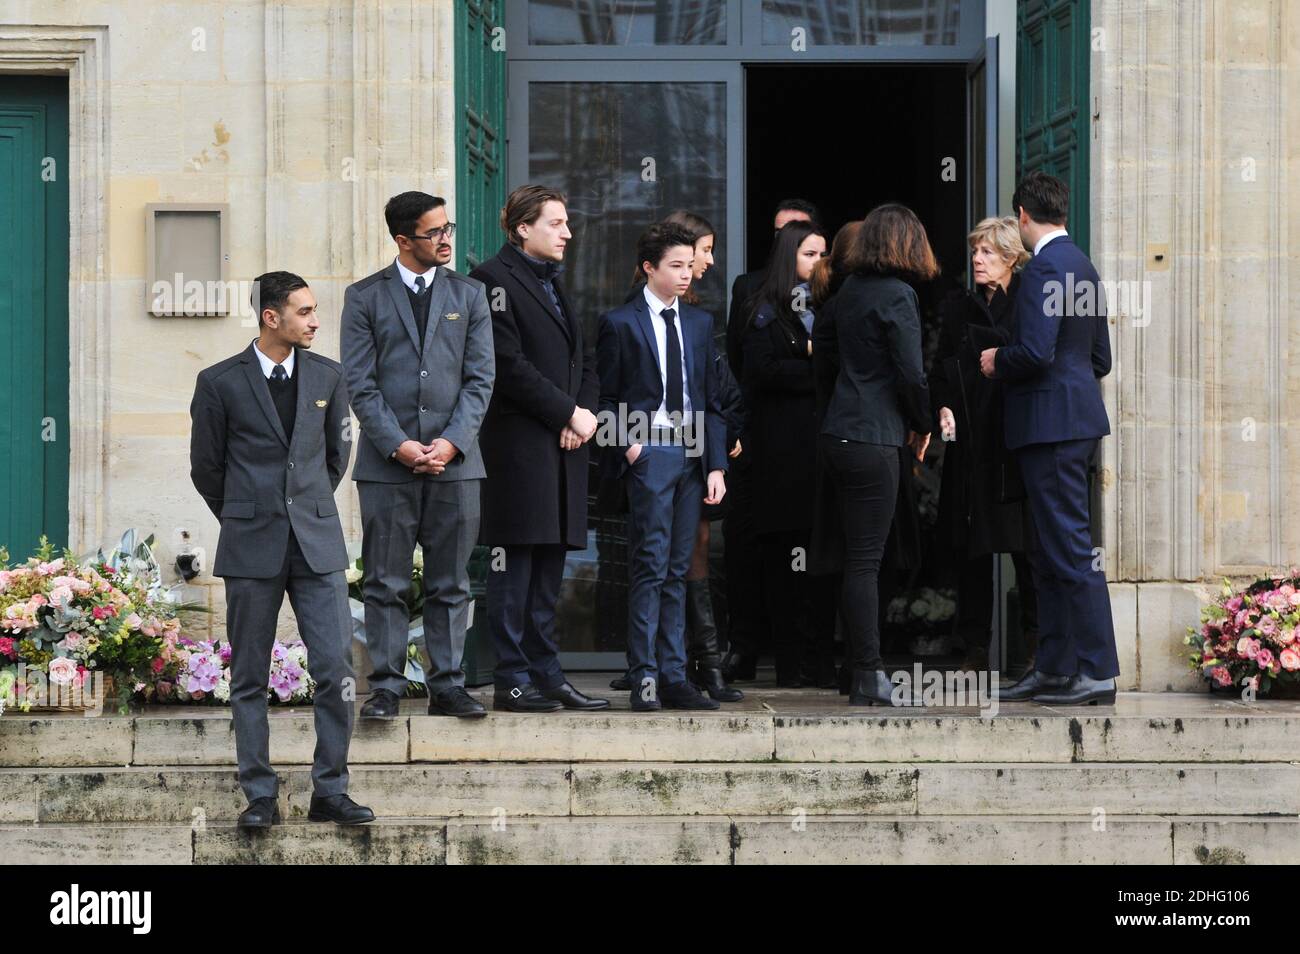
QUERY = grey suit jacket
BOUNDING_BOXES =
[189,343,352,579]
[340,262,495,483]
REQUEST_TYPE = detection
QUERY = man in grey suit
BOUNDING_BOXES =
[342,191,495,719]
[190,271,374,829]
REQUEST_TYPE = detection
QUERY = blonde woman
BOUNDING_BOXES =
[931,216,1038,674]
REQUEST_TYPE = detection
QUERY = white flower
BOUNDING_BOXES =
[412,548,424,570]
[345,567,362,584]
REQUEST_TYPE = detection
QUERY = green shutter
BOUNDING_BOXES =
[1016,0,1090,253]
[0,77,69,558]
[454,0,507,271]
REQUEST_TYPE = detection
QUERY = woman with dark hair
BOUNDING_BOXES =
[820,204,936,706]
[932,216,1039,674]
[610,210,744,702]
[741,219,836,686]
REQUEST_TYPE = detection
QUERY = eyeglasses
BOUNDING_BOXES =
[407,223,456,242]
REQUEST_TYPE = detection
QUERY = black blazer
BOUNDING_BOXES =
[469,242,598,549]
[817,273,930,446]
[596,293,729,483]
[726,269,764,381]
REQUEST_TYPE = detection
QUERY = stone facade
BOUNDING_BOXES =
[1092,0,1299,688]
[1,0,458,639]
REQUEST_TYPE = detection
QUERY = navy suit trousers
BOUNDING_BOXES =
[1016,438,1120,679]
[624,443,704,692]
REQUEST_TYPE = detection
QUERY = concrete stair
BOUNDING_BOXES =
[2,681,1298,864]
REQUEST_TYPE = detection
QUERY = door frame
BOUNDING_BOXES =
[0,26,110,555]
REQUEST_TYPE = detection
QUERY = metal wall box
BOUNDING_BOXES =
[146,203,230,316]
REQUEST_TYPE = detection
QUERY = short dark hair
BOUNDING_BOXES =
[384,191,446,239]
[251,271,309,327]
[774,198,820,226]
[1012,171,1069,226]
[846,203,940,281]
[637,222,696,276]
[501,184,568,244]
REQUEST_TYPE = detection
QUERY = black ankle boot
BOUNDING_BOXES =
[692,664,744,702]
[849,669,911,706]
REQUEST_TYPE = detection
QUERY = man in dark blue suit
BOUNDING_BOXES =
[597,223,730,711]
[979,171,1119,706]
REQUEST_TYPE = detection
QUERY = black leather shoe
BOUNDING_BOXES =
[849,670,912,707]
[691,665,743,703]
[308,793,375,825]
[721,650,757,682]
[237,796,281,829]
[998,669,1072,701]
[628,677,661,711]
[1031,674,1117,706]
[428,686,487,718]
[360,688,401,719]
[660,680,721,710]
[493,683,563,712]
[609,671,631,691]
[543,682,611,710]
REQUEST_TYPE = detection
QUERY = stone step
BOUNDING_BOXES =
[2,761,1296,823]
[1,815,1295,865]
[4,695,1299,766]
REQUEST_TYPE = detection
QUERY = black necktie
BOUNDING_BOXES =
[662,307,684,422]
[414,275,426,295]
[271,365,287,382]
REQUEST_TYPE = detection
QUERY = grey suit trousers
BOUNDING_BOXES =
[358,478,481,696]
[223,531,355,802]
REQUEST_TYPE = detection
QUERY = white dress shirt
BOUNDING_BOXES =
[1033,228,1069,257]
[252,339,294,379]
[395,257,436,294]
[643,284,693,428]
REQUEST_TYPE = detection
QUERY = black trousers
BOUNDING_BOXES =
[954,550,1039,653]
[721,453,767,658]
[487,543,567,691]
[759,530,836,679]
[820,436,899,672]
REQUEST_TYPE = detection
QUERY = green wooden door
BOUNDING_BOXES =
[0,77,69,559]
[454,0,506,271]
[1016,0,1090,253]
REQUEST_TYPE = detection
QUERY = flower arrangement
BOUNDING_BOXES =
[1185,571,1300,698]
[133,635,315,705]
[0,536,182,713]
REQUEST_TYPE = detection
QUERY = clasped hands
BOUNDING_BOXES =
[395,438,458,475]
[559,406,598,451]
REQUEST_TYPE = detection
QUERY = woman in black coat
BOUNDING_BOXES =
[818,204,936,706]
[931,216,1039,672]
[741,219,836,687]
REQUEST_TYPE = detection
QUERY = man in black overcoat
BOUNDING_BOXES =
[470,185,610,712]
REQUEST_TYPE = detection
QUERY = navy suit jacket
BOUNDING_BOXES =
[995,234,1112,450]
[596,294,729,482]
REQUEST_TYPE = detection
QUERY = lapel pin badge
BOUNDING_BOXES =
[444,311,461,321]
[315,399,328,407]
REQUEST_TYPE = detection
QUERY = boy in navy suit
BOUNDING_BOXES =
[597,224,729,710]
[979,171,1119,705]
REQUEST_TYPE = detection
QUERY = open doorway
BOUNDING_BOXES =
[744,64,969,279]
[742,63,991,672]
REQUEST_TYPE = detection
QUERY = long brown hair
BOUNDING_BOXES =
[811,220,862,307]
[846,203,940,281]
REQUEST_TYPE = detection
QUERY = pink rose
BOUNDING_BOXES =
[47,657,78,686]
[1279,648,1300,672]
[1255,648,1275,669]
[1210,666,1233,687]
[1236,636,1261,659]
[151,656,166,674]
